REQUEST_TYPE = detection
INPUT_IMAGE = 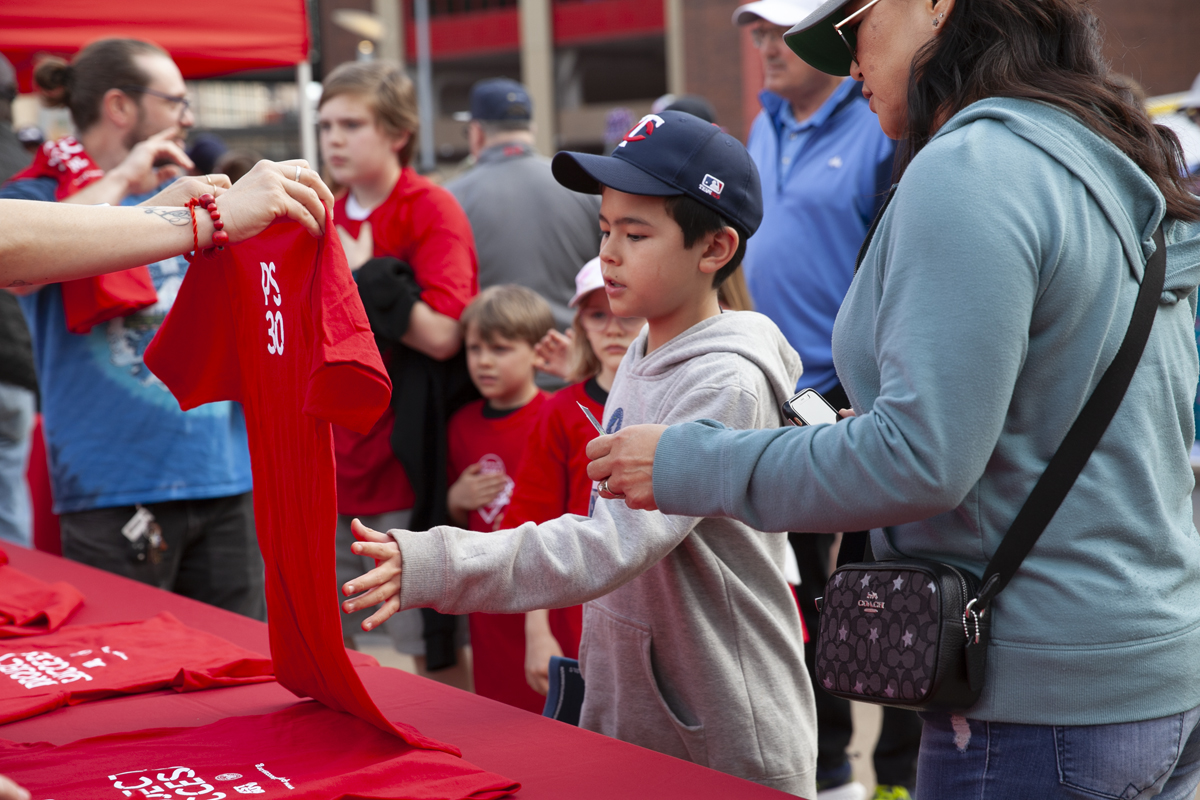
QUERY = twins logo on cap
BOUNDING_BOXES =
[699,174,724,200]
[618,114,665,147]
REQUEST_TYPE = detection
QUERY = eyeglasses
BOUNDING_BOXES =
[579,309,645,333]
[749,25,786,50]
[833,0,885,66]
[120,86,192,116]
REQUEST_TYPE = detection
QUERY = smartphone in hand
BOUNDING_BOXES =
[782,388,840,427]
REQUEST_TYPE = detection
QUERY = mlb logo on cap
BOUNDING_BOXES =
[699,174,724,199]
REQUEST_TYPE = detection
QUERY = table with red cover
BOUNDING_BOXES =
[0,611,274,724]
[0,546,83,638]
[1,546,799,798]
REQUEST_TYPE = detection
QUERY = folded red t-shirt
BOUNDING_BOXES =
[0,563,83,638]
[0,611,274,724]
[144,215,474,758]
[0,701,520,799]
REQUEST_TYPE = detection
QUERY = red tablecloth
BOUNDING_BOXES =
[0,546,798,798]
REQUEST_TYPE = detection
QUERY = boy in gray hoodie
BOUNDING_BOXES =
[341,110,817,797]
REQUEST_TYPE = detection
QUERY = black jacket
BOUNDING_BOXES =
[354,258,478,670]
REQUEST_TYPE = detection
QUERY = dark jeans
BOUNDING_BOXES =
[60,492,265,621]
[918,708,1200,800]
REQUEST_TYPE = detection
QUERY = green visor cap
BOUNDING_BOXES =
[784,0,855,77]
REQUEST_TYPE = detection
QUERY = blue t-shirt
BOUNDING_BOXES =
[744,81,895,393]
[2,176,252,513]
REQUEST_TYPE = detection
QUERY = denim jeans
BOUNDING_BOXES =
[0,382,35,547]
[918,707,1200,799]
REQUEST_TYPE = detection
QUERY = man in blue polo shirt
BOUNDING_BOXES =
[733,3,914,800]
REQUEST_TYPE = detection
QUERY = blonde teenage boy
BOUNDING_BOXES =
[342,110,817,797]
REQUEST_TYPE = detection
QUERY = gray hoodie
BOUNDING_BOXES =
[394,310,816,797]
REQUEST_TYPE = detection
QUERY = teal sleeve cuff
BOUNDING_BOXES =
[653,420,730,518]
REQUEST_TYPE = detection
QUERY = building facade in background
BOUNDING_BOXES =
[13,0,1198,166]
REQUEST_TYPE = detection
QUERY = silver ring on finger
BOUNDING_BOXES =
[294,166,303,182]
[599,479,609,494]
[205,174,216,190]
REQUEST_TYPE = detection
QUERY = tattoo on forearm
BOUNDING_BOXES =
[143,207,192,227]
[6,280,29,287]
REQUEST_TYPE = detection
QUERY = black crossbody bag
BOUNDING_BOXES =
[813,225,1167,712]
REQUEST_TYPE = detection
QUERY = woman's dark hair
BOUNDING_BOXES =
[34,39,168,133]
[663,194,749,288]
[903,0,1200,222]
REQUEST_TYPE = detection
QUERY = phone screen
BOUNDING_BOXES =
[789,390,839,426]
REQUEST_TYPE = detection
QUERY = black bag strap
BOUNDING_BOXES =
[974,225,1168,611]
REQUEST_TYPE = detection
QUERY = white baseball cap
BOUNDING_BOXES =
[568,257,604,308]
[1182,72,1200,110]
[732,0,827,28]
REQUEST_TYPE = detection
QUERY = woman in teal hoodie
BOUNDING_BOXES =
[588,0,1200,797]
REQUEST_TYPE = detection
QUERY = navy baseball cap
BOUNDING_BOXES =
[463,78,532,122]
[551,110,763,237]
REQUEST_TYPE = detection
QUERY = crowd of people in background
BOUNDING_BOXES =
[4,0,1200,798]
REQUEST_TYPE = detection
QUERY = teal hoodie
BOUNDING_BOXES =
[653,97,1200,725]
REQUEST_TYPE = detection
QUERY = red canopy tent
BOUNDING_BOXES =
[0,0,309,93]
[0,0,314,164]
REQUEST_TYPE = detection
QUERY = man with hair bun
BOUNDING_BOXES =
[0,39,264,619]
[0,52,35,551]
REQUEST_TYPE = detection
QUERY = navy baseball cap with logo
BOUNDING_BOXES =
[462,77,533,122]
[551,110,763,237]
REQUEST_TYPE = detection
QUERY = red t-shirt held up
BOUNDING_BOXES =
[0,701,520,800]
[332,170,478,516]
[0,611,274,724]
[144,214,460,755]
[447,395,549,714]
[0,560,84,639]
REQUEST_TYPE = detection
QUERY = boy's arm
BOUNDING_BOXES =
[364,379,768,616]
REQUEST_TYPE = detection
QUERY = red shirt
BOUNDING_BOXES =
[0,701,520,799]
[143,215,455,755]
[332,170,478,516]
[0,611,274,724]
[447,394,554,714]
[502,380,607,675]
[506,379,607,527]
[446,395,547,533]
[0,561,84,639]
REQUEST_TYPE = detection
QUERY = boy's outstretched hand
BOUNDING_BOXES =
[341,518,404,633]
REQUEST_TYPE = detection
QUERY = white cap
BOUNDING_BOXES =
[732,0,826,28]
[568,257,604,308]
[1183,72,1200,110]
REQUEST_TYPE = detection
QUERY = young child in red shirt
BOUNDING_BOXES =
[445,285,554,712]
[506,257,644,697]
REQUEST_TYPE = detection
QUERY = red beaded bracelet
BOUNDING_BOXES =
[186,193,229,253]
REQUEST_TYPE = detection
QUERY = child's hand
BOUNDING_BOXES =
[534,328,573,379]
[524,610,563,696]
[341,518,403,632]
[447,463,508,522]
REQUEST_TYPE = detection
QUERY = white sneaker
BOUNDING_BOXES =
[817,782,868,800]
